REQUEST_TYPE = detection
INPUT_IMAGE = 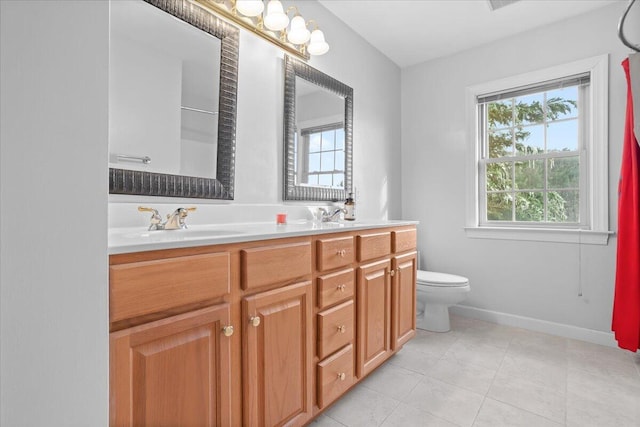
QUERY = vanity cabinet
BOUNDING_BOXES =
[242,282,313,426]
[392,252,418,350]
[356,259,393,377]
[109,224,416,427]
[391,229,418,350]
[315,237,357,409]
[109,251,234,427]
[110,304,232,427]
[355,230,417,377]
[241,241,314,426]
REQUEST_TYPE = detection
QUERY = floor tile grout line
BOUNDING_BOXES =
[564,340,569,427]
[375,396,402,427]
[470,337,509,427]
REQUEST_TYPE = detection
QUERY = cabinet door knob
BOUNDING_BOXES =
[388,269,395,277]
[221,325,234,337]
[249,316,261,327]
[337,325,346,333]
[337,372,346,381]
[337,249,346,257]
[337,284,347,292]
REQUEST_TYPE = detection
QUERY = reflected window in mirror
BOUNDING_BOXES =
[284,56,353,201]
[296,123,345,188]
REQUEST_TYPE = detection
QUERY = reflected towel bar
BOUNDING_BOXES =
[116,154,151,164]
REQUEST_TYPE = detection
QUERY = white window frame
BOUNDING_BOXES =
[298,122,345,188]
[465,55,611,245]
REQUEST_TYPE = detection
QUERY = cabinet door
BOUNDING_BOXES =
[110,304,232,427]
[356,259,392,378]
[392,252,417,350]
[242,281,313,427]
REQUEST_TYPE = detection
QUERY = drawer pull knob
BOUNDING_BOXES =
[250,316,261,327]
[337,372,346,381]
[337,284,347,292]
[337,249,347,257]
[337,325,346,333]
[221,325,234,337]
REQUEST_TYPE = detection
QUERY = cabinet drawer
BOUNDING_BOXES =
[357,232,391,262]
[317,344,354,409]
[241,241,311,290]
[392,228,417,253]
[317,300,354,359]
[316,236,354,272]
[317,269,354,309]
[110,253,230,323]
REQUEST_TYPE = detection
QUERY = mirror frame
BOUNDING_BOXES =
[109,0,239,200]
[283,55,354,201]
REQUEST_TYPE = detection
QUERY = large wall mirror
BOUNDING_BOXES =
[108,0,239,199]
[283,55,354,201]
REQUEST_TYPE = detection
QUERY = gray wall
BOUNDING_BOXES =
[401,3,631,336]
[1,0,109,425]
[0,0,401,425]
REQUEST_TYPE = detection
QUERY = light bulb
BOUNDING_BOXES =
[287,15,310,44]
[236,0,264,17]
[263,0,289,31]
[307,29,329,55]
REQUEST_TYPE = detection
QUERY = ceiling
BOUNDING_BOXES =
[318,0,622,68]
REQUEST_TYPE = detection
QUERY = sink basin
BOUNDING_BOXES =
[281,220,346,229]
[170,228,243,238]
[319,221,346,228]
[118,228,245,241]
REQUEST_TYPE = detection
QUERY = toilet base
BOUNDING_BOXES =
[417,304,451,333]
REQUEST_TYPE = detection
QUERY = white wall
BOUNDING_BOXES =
[0,1,109,425]
[298,88,344,124]
[109,0,402,223]
[401,3,632,337]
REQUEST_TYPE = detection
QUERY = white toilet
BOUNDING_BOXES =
[416,270,470,332]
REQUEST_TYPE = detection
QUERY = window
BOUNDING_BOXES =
[465,56,610,244]
[479,74,588,225]
[296,123,345,188]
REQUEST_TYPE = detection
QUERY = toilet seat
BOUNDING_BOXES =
[417,270,468,287]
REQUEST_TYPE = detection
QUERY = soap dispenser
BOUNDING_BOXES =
[344,192,356,221]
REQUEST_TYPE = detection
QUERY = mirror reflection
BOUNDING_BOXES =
[294,77,346,189]
[284,56,353,201]
[109,0,221,179]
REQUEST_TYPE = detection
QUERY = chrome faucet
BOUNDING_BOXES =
[318,207,345,222]
[138,206,196,230]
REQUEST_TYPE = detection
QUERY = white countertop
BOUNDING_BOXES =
[108,219,418,255]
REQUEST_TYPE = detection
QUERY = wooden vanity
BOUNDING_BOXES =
[109,224,417,426]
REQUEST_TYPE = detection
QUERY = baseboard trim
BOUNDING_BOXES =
[450,305,618,348]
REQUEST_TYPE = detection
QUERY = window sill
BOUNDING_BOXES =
[464,226,613,245]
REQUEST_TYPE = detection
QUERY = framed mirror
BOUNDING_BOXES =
[108,0,239,199]
[283,55,354,201]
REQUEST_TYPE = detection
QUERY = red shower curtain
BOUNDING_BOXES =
[612,58,640,352]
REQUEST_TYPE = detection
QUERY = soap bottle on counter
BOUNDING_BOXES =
[344,192,356,221]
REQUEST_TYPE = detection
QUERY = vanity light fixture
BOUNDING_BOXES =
[235,0,263,16]
[263,0,289,31]
[193,0,329,60]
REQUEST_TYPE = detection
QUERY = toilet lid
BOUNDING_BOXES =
[417,270,469,287]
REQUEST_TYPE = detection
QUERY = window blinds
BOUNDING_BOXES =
[477,72,590,104]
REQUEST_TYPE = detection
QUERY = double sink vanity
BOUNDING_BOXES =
[108,219,417,426]
[106,0,416,424]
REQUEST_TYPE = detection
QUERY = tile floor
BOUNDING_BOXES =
[310,315,640,427]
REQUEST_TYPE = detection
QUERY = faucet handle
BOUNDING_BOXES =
[138,206,162,230]
[138,206,158,214]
